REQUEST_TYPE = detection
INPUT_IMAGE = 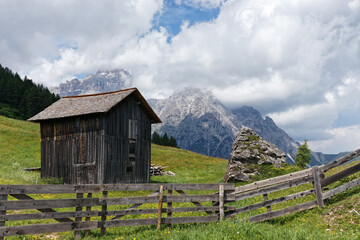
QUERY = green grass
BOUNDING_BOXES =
[0,115,359,240]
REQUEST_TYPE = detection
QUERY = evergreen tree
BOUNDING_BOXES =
[162,133,170,146]
[0,64,60,120]
[169,136,177,147]
[152,131,161,144]
[295,140,311,168]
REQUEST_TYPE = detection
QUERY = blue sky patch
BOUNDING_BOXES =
[153,0,220,37]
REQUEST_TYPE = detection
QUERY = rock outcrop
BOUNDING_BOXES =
[224,127,286,182]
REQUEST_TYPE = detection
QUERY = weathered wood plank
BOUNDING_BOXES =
[219,185,224,221]
[230,189,315,216]
[101,191,108,236]
[74,193,83,240]
[320,148,360,172]
[263,193,271,212]
[84,193,92,236]
[248,201,317,223]
[175,190,213,215]
[0,221,98,237]
[1,197,99,211]
[312,166,324,208]
[167,189,172,227]
[321,162,360,187]
[0,211,100,221]
[235,176,313,201]
[0,183,234,195]
[103,194,221,206]
[157,185,163,230]
[322,177,360,200]
[163,215,219,224]
[9,194,74,223]
[234,169,313,194]
[0,194,6,240]
[111,190,159,220]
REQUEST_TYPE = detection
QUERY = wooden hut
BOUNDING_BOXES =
[28,88,161,184]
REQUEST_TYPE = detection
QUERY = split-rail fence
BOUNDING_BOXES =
[0,149,359,239]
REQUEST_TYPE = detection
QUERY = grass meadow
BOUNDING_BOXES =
[0,115,359,239]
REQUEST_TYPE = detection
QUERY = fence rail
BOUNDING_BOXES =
[1,149,360,239]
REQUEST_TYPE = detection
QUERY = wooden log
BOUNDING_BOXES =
[322,177,360,200]
[235,176,313,201]
[167,189,172,227]
[320,148,360,172]
[0,221,98,237]
[9,194,74,223]
[229,189,315,216]
[101,191,108,236]
[0,194,6,240]
[234,169,313,194]
[263,193,271,212]
[248,201,317,222]
[111,190,159,220]
[219,185,224,221]
[321,162,360,187]
[74,193,83,240]
[85,193,92,236]
[312,166,324,208]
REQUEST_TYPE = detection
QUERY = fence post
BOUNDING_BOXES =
[167,189,172,228]
[0,194,7,240]
[312,166,324,208]
[74,193,83,240]
[219,184,224,221]
[101,191,108,236]
[157,185,164,230]
[85,193,92,236]
[263,193,272,212]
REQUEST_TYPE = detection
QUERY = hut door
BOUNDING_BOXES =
[73,120,97,184]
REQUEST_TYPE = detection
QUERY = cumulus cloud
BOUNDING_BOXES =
[1,0,360,153]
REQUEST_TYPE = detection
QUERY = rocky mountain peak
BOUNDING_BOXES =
[52,69,132,97]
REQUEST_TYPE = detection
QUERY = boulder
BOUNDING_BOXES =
[224,126,286,182]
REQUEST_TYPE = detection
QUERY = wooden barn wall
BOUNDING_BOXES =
[104,94,152,184]
[40,114,104,184]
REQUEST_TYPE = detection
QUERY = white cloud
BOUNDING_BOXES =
[308,125,360,154]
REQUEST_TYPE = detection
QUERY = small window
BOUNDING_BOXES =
[128,119,138,140]
[129,139,136,154]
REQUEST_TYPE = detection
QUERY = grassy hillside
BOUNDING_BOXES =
[0,116,359,239]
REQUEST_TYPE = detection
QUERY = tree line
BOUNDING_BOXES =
[152,132,178,147]
[0,64,60,120]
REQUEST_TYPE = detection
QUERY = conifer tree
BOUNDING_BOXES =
[169,136,177,147]
[162,133,170,146]
[295,140,311,168]
[152,131,161,144]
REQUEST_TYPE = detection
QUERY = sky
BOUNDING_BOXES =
[1,0,360,154]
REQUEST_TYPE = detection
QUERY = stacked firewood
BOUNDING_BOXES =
[150,165,175,176]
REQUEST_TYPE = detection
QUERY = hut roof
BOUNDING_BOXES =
[28,88,161,123]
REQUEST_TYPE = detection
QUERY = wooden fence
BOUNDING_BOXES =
[227,148,360,222]
[0,183,235,239]
[0,149,359,239]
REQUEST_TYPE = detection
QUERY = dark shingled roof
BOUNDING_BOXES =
[28,88,161,123]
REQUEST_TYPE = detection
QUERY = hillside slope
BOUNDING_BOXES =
[0,116,358,240]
